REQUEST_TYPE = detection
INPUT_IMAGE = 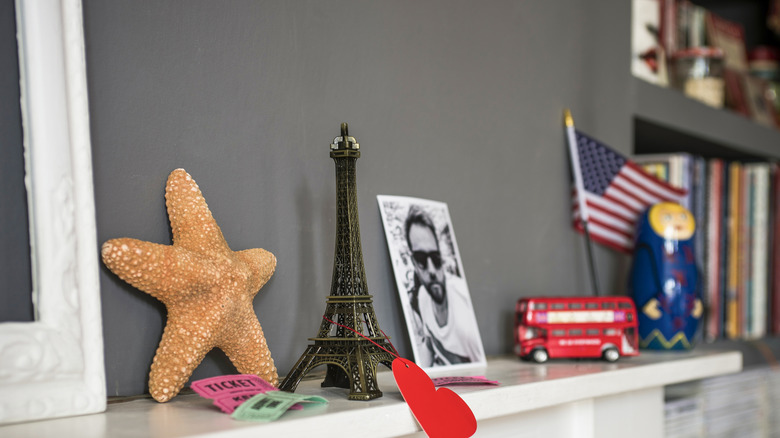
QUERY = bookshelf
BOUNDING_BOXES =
[700,336,780,366]
[631,80,780,345]
[630,1,780,433]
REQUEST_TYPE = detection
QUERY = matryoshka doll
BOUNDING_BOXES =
[628,202,703,350]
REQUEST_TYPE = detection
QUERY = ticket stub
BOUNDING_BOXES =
[191,374,276,399]
[430,376,500,387]
[231,392,328,422]
[191,374,280,413]
[212,390,266,414]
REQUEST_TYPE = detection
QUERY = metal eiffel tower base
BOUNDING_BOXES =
[279,338,396,400]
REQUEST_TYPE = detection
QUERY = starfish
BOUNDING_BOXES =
[101,168,278,402]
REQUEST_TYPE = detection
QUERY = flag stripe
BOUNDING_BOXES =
[572,190,637,222]
[587,222,633,249]
[612,176,666,206]
[573,208,635,238]
[603,185,646,212]
[587,210,635,236]
[590,193,640,220]
[589,191,641,219]
[572,201,636,233]
[624,162,687,198]
[573,220,633,252]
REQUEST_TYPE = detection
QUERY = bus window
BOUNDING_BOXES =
[625,328,638,348]
[568,303,582,309]
[585,302,599,309]
[618,302,633,309]
[551,303,565,310]
[586,329,599,335]
[627,313,634,322]
[551,329,565,336]
[602,302,615,309]
[533,302,547,310]
[604,328,619,336]
[569,329,582,336]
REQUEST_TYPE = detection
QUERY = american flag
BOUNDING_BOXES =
[571,130,687,253]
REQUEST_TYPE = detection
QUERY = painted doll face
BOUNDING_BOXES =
[648,202,695,241]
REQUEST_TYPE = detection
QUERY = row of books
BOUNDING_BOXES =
[635,153,780,341]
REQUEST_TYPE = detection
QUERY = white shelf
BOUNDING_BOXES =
[0,350,741,438]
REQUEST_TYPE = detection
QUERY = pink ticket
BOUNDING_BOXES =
[212,391,258,413]
[190,374,302,414]
[191,374,276,399]
[431,376,500,387]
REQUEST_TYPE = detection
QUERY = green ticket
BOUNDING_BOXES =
[231,392,328,422]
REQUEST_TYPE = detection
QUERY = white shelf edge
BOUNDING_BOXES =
[0,350,742,438]
[469,350,742,421]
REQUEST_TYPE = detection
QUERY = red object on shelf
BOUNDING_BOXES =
[393,357,477,438]
[514,296,640,363]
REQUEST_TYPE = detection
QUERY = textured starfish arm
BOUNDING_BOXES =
[148,311,219,402]
[165,168,230,254]
[235,248,277,295]
[102,238,219,301]
[219,306,279,387]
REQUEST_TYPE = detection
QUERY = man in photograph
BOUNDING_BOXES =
[404,205,483,367]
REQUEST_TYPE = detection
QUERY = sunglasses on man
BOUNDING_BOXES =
[412,250,442,269]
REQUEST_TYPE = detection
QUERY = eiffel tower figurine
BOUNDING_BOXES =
[279,123,396,400]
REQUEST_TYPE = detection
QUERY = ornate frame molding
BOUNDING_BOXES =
[0,0,105,424]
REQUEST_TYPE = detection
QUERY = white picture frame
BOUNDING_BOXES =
[377,195,486,372]
[0,0,105,424]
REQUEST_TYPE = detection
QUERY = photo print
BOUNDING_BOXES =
[377,195,486,371]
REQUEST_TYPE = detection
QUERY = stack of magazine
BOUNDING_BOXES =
[664,395,703,438]
[634,153,780,341]
[665,367,780,437]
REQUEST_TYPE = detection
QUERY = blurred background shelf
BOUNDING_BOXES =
[699,336,780,368]
[632,78,780,159]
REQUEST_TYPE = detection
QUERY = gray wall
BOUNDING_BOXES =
[0,0,32,323]
[81,0,634,397]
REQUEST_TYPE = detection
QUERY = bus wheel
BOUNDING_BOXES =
[532,349,549,363]
[603,347,620,362]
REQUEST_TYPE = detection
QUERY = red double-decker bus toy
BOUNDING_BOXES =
[514,296,639,363]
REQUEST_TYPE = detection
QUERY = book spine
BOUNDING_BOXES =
[660,0,679,57]
[719,162,730,338]
[725,162,741,339]
[705,159,723,341]
[741,165,754,339]
[751,164,769,339]
[739,165,751,338]
[772,164,780,335]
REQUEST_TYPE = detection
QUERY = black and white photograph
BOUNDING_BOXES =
[377,195,486,370]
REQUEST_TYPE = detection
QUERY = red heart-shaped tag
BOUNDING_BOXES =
[393,357,477,438]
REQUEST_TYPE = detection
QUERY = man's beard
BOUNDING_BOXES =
[427,281,447,305]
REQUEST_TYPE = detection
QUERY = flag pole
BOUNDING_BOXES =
[564,109,601,297]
